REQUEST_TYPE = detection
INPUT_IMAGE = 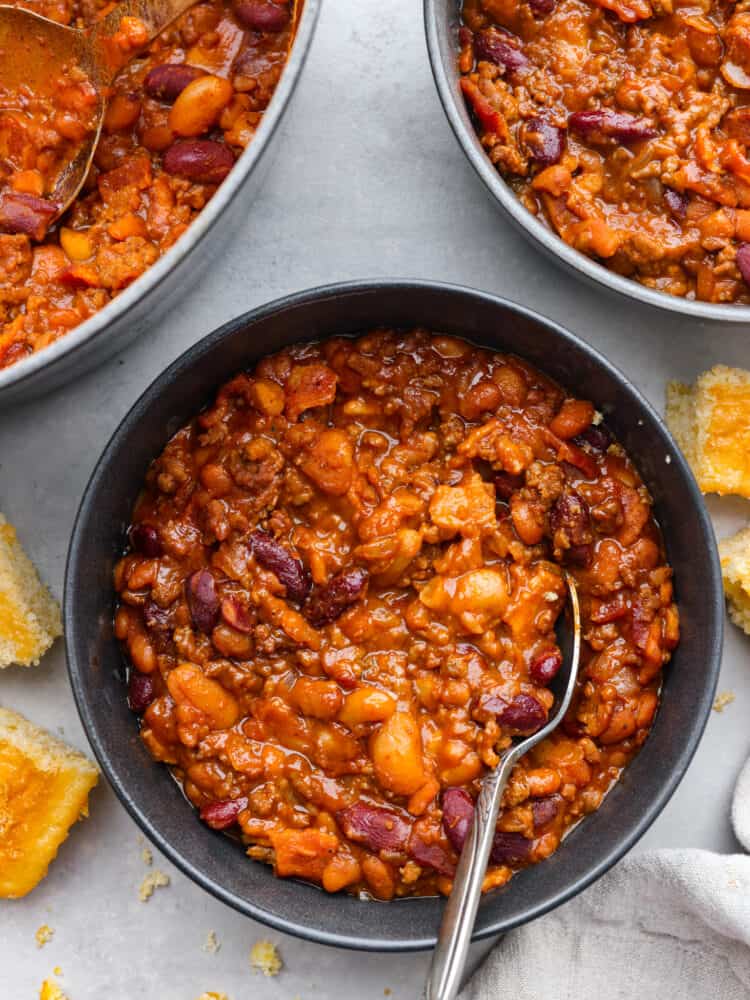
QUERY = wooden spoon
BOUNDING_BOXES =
[0,0,198,231]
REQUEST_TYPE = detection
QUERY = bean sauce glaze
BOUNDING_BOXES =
[0,0,296,369]
[459,0,750,303]
[114,331,679,899]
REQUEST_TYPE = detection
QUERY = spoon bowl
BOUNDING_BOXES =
[0,0,197,230]
[0,5,104,218]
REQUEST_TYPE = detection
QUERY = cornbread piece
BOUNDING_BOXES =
[667,367,750,498]
[0,708,98,898]
[250,940,282,977]
[138,868,170,901]
[39,979,68,1000]
[0,513,61,667]
[719,525,750,634]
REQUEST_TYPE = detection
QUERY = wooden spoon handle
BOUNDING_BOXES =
[89,0,199,80]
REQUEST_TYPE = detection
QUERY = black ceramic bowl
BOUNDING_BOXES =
[424,0,750,323]
[65,280,723,951]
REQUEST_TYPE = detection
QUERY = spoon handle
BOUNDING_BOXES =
[89,0,202,80]
[423,747,519,1000]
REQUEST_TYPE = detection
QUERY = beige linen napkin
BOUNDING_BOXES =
[461,765,750,999]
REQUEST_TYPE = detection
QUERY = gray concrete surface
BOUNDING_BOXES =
[1,0,749,996]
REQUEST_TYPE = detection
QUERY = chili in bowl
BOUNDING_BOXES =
[65,280,722,949]
[425,0,750,321]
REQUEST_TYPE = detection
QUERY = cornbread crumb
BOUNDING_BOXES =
[0,512,61,667]
[203,930,221,954]
[666,367,750,497]
[250,939,282,977]
[137,835,153,865]
[35,924,54,948]
[138,869,170,901]
[197,993,229,1000]
[53,967,62,977]
[0,707,98,898]
[39,979,68,1000]
[384,990,392,997]
[719,525,750,635]
[713,691,736,713]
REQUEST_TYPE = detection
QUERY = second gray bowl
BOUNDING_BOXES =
[424,0,750,323]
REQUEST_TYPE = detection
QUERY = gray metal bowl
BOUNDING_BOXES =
[65,279,723,951]
[424,0,750,323]
[0,0,320,408]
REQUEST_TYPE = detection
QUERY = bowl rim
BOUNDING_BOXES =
[64,278,724,951]
[423,0,750,324]
[0,0,321,399]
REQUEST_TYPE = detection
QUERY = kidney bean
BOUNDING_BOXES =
[128,522,163,557]
[568,109,657,144]
[494,471,523,501]
[186,569,220,633]
[532,795,561,828]
[529,0,555,13]
[498,694,547,732]
[249,529,311,603]
[442,788,475,854]
[474,28,530,75]
[737,243,750,284]
[490,831,533,865]
[458,25,473,47]
[233,0,290,30]
[163,140,234,183]
[143,598,172,632]
[550,490,592,547]
[337,802,412,853]
[144,63,204,102]
[200,796,248,829]
[306,567,368,627]
[574,424,613,453]
[220,596,255,633]
[521,117,565,166]
[566,543,593,567]
[408,833,455,876]
[0,191,57,241]
[529,649,562,684]
[128,671,155,712]
[664,188,689,221]
[443,790,531,865]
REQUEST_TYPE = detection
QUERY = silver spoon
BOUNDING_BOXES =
[424,573,582,1000]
